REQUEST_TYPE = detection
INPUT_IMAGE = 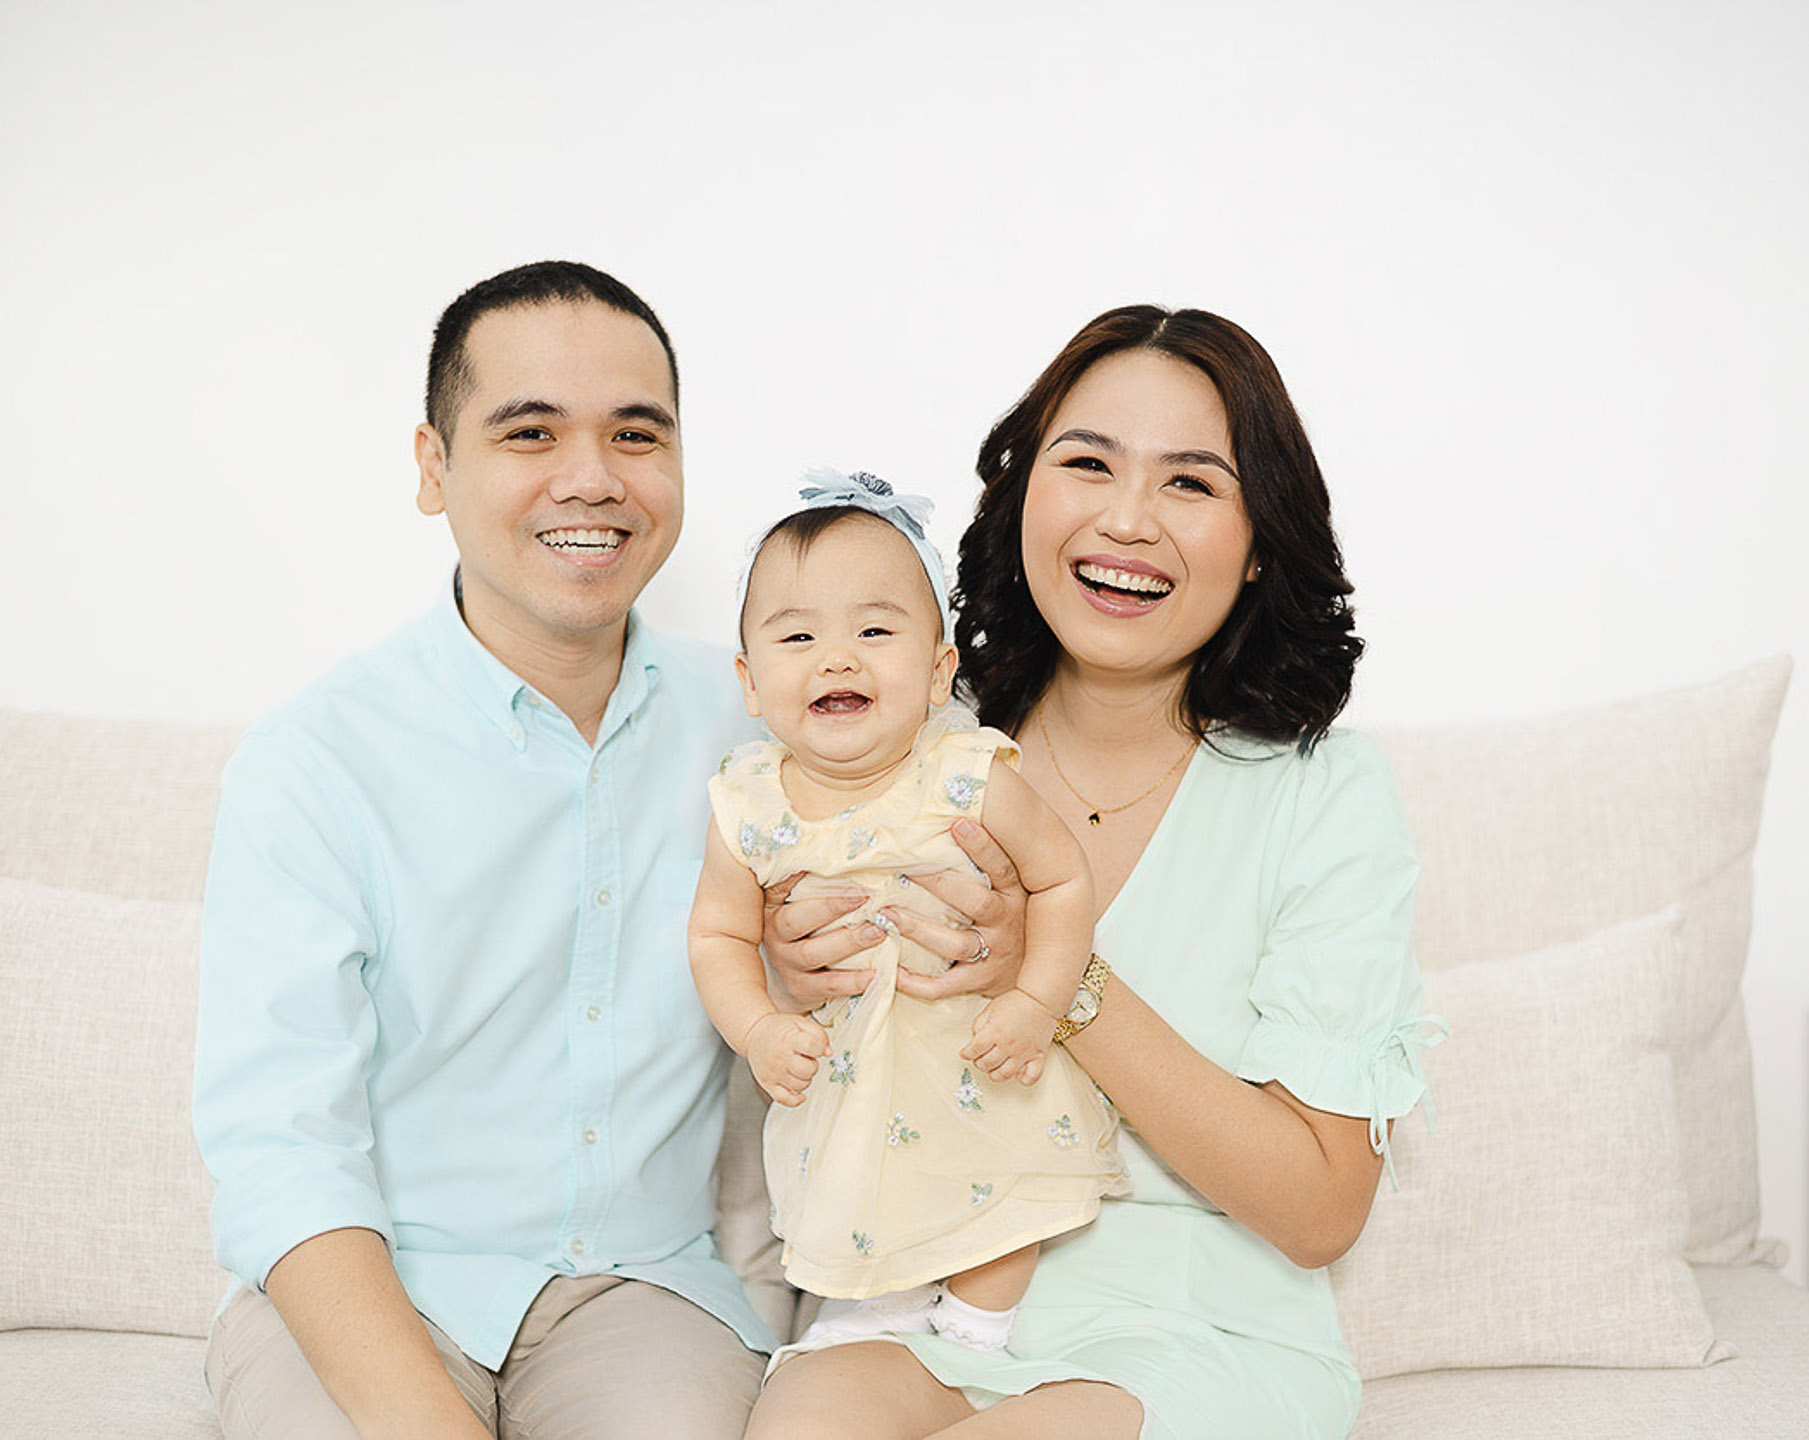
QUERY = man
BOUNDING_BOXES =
[192,262,771,1438]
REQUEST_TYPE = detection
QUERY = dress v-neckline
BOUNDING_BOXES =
[1095,743,1205,930]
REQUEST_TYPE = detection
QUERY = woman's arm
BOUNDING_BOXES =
[1065,976,1383,1269]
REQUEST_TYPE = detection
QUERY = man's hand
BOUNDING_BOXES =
[890,818,1030,1001]
[744,1012,831,1107]
[962,988,1057,1085]
[761,874,884,1007]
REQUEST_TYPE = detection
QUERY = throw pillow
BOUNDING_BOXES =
[0,878,225,1337]
[1329,910,1728,1378]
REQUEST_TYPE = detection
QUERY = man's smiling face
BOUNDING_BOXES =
[414,299,683,663]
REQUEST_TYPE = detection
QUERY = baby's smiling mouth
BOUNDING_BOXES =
[810,691,872,716]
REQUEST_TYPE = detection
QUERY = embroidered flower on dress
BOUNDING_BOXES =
[853,1231,874,1256]
[798,1146,810,1177]
[738,821,761,858]
[970,1182,993,1207]
[748,761,776,775]
[770,814,800,848]
[954,1068,983,1113]
[943,773,985,809]
[846,826,875,859]
[1047,1114,1080,1148]
[829,1050,858,1085]
[886,1112,920,1147]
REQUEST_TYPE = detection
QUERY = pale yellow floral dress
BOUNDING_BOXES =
[708,710,1126,1300]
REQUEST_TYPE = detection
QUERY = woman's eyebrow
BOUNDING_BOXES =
[1045,427,1119,453]
[1162,448,1239,478]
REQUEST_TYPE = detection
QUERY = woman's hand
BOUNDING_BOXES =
[890,818,1030,1001]
[761,875,883,1008]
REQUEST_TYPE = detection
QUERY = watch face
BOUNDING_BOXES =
[1066,988,1100,1026]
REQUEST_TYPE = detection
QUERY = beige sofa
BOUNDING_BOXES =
[4,658,1807,1436]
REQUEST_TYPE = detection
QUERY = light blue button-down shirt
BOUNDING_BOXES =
[193,586,770,1367]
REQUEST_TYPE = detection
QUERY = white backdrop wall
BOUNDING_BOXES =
[4,1,1805,1278]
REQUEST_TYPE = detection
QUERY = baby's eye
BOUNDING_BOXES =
[779,632,813,644]
[859,626,894,639]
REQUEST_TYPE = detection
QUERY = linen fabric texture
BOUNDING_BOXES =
[1330,909,1729,1377]
[190,590,771,1368]
[1369,657,1790,1266]
[710,712,1125,1300]
[896,730,1432,1440]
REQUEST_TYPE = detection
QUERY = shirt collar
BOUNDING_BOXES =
[424,572,665,753]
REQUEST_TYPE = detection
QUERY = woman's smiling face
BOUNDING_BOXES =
[1020,348,1258,688]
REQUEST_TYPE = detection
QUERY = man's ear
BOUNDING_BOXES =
[929,641,958,707]
[734,653,763,719]
[415,424,448,516]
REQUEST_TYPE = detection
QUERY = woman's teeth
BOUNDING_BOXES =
[539,528,623,551]
[1075,561,1174,597]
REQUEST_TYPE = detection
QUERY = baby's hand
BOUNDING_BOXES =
[745,1012,830,1107]
[962,988,1057,1086]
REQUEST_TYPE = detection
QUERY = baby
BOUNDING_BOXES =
[689,470,1124,1358]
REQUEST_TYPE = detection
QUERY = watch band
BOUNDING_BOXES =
[1052,953,1112,1045]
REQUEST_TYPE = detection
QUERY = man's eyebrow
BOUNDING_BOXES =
[483,397,567,429]
[612,401,677,431]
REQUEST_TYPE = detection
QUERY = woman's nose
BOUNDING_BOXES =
[1097,476,1160,543]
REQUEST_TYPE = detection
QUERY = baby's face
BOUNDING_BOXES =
[737,515,956,780]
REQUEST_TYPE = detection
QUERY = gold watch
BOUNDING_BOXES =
[1052,954,1111,1045]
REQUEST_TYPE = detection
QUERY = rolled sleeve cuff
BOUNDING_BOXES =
[212,1149,395,1289]
[1235,1012,1447,1185]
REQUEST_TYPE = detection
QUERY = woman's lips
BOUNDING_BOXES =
[1071,557,1174,614]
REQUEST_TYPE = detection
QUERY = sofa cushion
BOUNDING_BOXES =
[1350,1264,1809,1438]
[0,1328,219,1437]
[1330,910,1727,1377]
[0,878,226,1338]
[1371,656,1790,1265]
[0,709,240,904]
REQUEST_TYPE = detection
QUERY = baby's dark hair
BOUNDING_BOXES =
[736,505,892,648]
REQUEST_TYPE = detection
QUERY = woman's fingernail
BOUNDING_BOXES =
[954,819,977,838]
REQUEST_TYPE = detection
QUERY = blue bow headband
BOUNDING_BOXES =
[738,468,953,640]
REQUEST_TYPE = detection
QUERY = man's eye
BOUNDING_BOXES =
[615,429,658,449]
[506,426,554,443]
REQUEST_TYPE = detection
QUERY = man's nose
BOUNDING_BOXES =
[549,439,627,504]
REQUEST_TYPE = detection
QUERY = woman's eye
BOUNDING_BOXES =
[1167,473,1215,496]
[1059,455,1110,474]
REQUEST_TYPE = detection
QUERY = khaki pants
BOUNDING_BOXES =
[205,1275,764,1439]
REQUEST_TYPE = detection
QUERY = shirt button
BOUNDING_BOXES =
[595,888,612,907]
[570,1237,585,1255]
[585,1004,602,1022]
[583,1128,598,1145]
[508,724,524,743]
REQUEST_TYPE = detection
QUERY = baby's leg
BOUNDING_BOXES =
[932,1243,1039,1353]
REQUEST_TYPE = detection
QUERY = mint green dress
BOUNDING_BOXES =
[899,730,1435,1440]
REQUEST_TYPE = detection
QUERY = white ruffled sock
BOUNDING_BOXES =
[929,1286,1016,1353]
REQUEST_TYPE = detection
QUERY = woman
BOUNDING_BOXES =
[754,305,1433,1439]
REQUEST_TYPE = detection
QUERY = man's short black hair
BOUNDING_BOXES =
[425,261,678,445]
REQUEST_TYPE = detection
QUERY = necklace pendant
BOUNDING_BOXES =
[1087,811,1102,827]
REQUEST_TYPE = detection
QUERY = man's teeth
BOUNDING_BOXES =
[1076,562,1173,596]
[540,528,623,551]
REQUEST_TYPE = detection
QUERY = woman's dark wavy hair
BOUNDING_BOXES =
[953,305,1361,751]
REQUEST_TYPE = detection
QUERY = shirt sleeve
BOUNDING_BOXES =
[1233,731,1442,1171]
[191,725,395,1288]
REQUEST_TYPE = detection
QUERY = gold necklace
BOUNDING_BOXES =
[1035,711,1194,826]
